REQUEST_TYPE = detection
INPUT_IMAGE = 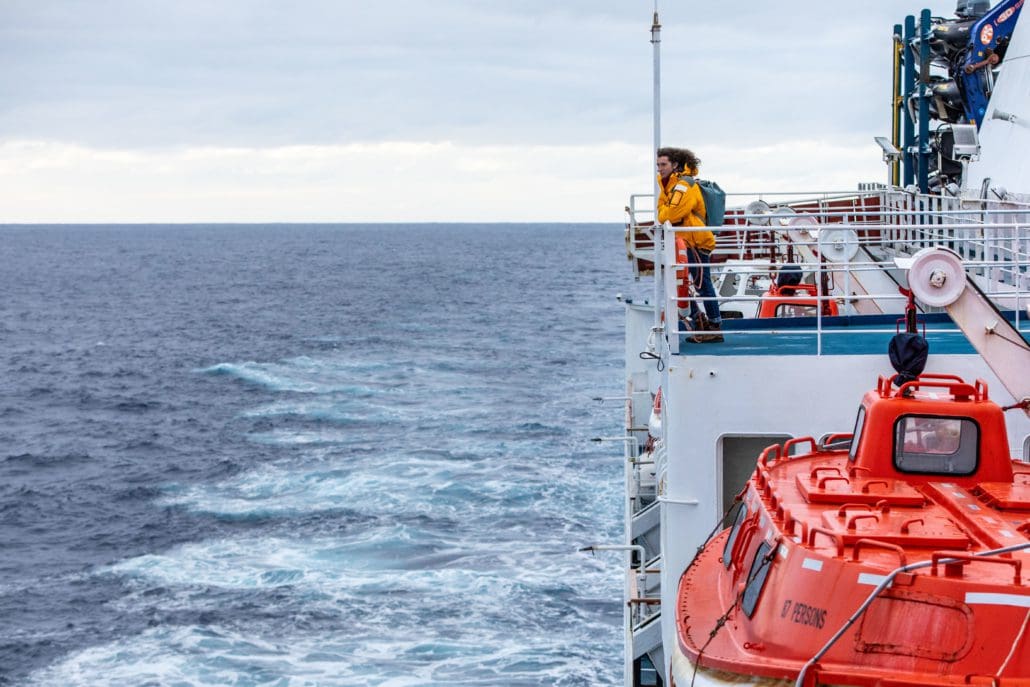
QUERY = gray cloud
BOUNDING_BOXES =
[1,1,958,150]
[1,2,653,147]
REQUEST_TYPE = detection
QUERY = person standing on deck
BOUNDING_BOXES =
[655,147,723,342]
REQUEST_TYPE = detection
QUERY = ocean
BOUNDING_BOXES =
[0,223,639,686]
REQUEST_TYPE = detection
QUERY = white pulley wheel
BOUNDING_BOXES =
[785,215,819,243]
[771,206,796,227]
[907,247,966,307]
[819,227,860,263]
[745,200,771,226]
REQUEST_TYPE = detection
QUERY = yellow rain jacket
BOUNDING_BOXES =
[656,168,716,252]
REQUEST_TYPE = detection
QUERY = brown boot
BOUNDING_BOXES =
[699,321,724,343]
[685,314,708,344]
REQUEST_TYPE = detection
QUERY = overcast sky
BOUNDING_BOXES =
[2,1,958,222]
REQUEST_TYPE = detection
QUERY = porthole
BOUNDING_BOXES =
[848,406,866,462]
[741,541,774,618]
[722,502,748,569]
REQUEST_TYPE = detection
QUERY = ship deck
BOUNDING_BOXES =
[674,312,1029,356]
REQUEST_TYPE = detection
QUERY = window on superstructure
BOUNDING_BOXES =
[745,281,768,296]
[741,541,774,618]
[848,406,866,462]
[719,271,740,298]
[721,502,748,569]
[893,415,979,475]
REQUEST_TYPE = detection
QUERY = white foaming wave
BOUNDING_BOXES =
[240,398,407,423]
[160,459,449,517]
[198,356,400,395]
[106,530,618,597]
[26,617,621,686]
[159,453,621,529]
[237,400,416,444]
[88,533,621,685]
[108,533,381,588]
[246,428,361,446]
[241,399,361,420]
[25,625,322,687]
[238,399,502,443]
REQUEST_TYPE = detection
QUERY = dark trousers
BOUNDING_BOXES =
[686,247,721,324]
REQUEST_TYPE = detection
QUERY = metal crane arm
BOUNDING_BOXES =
[901,247,1030,414]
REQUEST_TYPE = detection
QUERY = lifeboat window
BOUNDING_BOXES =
[722,503,748,569]
[848,406,866,462]
[893,415,979,475]
[774,303,818,318]
[741,541,774,618]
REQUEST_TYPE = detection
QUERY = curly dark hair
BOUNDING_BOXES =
[656,146,701,173]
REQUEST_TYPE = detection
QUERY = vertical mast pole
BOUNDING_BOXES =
[652,9,661,183]
[651,8,663,341]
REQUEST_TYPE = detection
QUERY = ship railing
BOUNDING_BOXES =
[630,595,661,629]
[628,562,663,628]
[630,187,1030,267]
[625,194,657,278]
[712,219,1029,291]
[655,219,1030,355]
[708,220,1028,292]
[625,188,885,279]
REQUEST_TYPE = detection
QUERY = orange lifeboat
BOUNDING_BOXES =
[758,282,840,319]
[673,373,1030,686]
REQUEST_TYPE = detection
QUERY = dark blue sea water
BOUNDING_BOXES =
[0,223,638,686]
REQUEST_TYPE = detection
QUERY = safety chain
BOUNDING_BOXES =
[682,494,744,579]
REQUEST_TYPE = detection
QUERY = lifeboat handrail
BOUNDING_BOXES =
[783,436,817,457]
[819,433,853,450]
[807,527,845,557]
[794,540,1030,687]
[809,466,842,483]
[851,538,907,567]
[891,378,983,401]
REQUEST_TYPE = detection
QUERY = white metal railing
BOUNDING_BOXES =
[627,188,1030,356]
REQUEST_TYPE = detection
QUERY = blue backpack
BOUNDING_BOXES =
[683,176,726,228]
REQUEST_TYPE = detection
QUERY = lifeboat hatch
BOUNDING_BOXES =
[816,506,972,549]
[795,474,926,506]
[973,476,1030,511]
[855,590,974,661]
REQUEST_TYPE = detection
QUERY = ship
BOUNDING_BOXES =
[594,2,1030,685]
